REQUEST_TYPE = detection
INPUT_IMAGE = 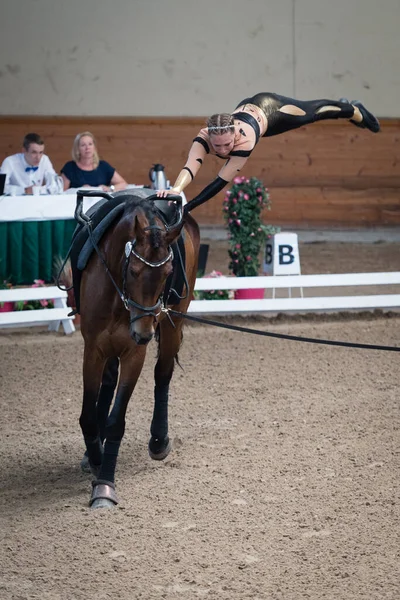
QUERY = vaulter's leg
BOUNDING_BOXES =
[252,92,380,137]
[148,319,184,460]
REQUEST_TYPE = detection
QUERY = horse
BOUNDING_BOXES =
[74,189,200,509]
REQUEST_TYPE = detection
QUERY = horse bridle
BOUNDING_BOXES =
[73,191,180,324]
[122,224,174,324]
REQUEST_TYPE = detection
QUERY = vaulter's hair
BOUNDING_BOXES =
[72,131,100,168]
[23,133,44,150]
[206,113,235,135]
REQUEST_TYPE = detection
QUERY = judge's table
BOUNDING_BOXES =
[0,186,150,284]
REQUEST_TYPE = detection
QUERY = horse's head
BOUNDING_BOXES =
[123,200,184,345]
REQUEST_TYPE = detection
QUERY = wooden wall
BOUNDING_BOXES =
[1,116,399,228]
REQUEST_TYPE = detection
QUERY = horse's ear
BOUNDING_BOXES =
[165,220,184,245]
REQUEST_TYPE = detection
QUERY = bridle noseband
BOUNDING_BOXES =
[122,224,174,323]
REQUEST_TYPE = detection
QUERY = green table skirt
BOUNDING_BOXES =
[0,220,77,285]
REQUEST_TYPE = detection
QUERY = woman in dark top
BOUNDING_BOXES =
[61,131,127,192]
[157,93,379,211]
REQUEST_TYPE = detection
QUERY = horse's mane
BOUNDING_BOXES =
[123,198,163,249]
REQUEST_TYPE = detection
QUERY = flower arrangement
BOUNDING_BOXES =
[0,279,13,311]
[223,176,279,277]
[194,270,234,301]
[14,279,54,311]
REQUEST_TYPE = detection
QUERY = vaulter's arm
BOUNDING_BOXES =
[169,139,208,194]
[184,155,249,212]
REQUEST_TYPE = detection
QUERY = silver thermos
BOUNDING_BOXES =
[149,163,168,190]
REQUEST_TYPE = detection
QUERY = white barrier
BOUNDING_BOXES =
[191,272,400,314]
[0,286,75,334]
[1,272,399,333]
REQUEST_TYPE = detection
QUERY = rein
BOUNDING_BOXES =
[168,310,400,353]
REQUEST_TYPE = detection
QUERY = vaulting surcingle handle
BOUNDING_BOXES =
[74,190,114,225]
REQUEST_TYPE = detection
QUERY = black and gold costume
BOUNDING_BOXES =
[170,93,380,212]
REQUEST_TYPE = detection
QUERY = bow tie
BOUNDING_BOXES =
[25,166,39,172]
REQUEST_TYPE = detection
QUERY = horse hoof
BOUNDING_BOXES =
[148,436,172,461]
[89,480,119,510]
[91,498,116,510]
[80,453,91,473]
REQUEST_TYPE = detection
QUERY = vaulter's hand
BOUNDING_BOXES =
[156,189,179,198]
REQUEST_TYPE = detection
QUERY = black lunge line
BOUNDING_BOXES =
[169,311,400,353]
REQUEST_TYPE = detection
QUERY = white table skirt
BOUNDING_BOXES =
[0,186,185,222]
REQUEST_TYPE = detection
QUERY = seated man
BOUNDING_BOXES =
[0,132,57,195]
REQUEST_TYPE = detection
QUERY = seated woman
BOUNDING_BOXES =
[61,131,127,192]
[157,93,380,212]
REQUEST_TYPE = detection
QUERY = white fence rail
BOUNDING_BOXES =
[190,272,400,314]
[0,286,75,334]
[1,272,399,333]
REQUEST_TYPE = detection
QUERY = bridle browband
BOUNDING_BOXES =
[74,191,182,324]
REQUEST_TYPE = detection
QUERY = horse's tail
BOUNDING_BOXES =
[53,255,76,309]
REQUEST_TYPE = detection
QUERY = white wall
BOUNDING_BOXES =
[0,0,399,116]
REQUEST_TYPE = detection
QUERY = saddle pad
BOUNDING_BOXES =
[77,204,126,271]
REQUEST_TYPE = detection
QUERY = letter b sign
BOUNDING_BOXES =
[264,233,301,276]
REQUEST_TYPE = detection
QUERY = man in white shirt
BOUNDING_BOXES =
[0,132,57,195]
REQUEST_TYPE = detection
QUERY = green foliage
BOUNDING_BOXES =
[223,176,280,277]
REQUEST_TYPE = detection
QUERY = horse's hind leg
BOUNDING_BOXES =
[90,349,146,509]
[148,320,183,460]
[80,357,119,473]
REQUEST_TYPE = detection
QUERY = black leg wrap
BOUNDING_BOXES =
[151,384,169,440]
[84,436,103,466]
[98,439,121,484]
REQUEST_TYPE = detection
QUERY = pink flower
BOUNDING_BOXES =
[256,187,262,193]
[233,177,242,184]
[232,198,237,204]
[235,219,241,225]
[243,194,249,200]
[250,232,255,237]
[246,256,252,261]
[226,190,231,196]
[224,206,228,211]
[235,243,241,249]
[40,299,49,307]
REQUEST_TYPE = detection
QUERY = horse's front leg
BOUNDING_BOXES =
[80,356,120,474]
[80,347,107,478]
[90,347,147,510]
[148,319,183,460]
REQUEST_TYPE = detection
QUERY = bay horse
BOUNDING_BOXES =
[75,189,199,509]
